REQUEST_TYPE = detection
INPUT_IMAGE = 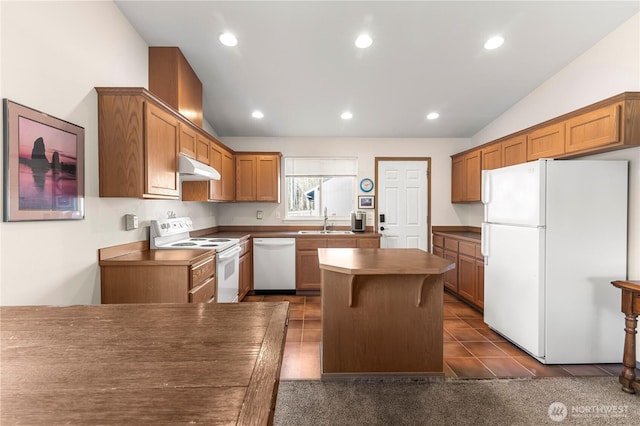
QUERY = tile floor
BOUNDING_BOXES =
[243,292,626,380]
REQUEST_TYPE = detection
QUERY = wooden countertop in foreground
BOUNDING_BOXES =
[0,302,289,425]
[318,248,455,275]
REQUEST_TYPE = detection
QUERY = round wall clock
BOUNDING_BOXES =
[359,178,374,193]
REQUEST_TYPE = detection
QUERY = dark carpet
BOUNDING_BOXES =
[274,377,639,425]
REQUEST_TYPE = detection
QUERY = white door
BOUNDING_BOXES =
[377,160,428,250]
[483,223,545,358]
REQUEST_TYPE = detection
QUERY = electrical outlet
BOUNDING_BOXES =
[257,210,263,220]
[125,214,138,230]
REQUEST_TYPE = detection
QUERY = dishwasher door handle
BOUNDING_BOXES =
[254,240,296,247]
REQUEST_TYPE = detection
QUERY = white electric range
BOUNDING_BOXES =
[150,217,241,303]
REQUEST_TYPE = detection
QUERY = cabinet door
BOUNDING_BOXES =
[502,135,526,167]
[209,144,223,201]
[179,123,197,159]
[256,155,280,202]
[144,102,180,198]
[481,144,502,171]
[457,254,476,303]
[221,150,235,201]
[527,122,565,161]
[464,150,482,201]
[451,156,464,203]
[236,155,257,201]
[327,238,358,248]
[565,103,621,154]
[443,250,458,292]
[475,260,484,310]
[239,253,252,300]
[196,133,211,165]
[296,250,322,290]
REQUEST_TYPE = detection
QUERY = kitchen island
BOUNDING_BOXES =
[0,302,288,425]
[318,248,455,380]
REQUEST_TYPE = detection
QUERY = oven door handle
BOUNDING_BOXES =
[217,245,242,260]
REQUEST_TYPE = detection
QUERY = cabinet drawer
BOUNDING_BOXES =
[191,256,215,288]
[189,276,216,303]
[444,238,458,252]
[328,238,357,248]
[296,238,327,250]
[459,241,476,258]
[433,234,444,248]
[357,238,380,248]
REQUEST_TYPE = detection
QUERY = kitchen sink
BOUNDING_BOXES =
[298,230,354,235]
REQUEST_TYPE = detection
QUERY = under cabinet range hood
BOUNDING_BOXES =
[178,154,221,181]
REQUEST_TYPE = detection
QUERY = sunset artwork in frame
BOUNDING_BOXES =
[3,99,84,221]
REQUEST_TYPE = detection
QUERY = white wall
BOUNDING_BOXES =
[0,1,217,306]
[218,137,470,228]
[466,12,640,279]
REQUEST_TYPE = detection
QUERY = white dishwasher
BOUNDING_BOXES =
[253,238,296,292]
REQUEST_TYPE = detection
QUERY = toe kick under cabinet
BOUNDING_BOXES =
[99,247,216,304]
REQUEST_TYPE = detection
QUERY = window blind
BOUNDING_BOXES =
[284,157,358,177]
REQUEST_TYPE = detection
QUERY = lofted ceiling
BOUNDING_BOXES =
[114,1,639,138]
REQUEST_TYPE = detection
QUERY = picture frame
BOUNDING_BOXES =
[3,99,85,221]
[358,195,374,209]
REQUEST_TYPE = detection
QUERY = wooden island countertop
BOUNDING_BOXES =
[0,302,289,425]
[318,248,455,380]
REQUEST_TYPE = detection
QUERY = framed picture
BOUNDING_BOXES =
[358,195,374,209]
[3,99,84,221]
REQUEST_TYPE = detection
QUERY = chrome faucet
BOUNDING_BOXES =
[323,207,329,231]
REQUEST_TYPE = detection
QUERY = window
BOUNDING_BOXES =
[285,157,357,220]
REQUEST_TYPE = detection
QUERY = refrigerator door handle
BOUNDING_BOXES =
[481,170,490,205]
[481,222,489,260]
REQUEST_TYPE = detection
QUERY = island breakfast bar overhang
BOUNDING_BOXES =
[318,248,456,380]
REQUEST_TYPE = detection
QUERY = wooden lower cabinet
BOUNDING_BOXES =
[101,254,216,304]
[433,233,483,311]
[296,237,380,291]
[238,239,252,300]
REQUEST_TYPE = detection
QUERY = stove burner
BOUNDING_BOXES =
[199,244,219,247]
[190,238,207,241]
[208,238,231,242]
[172,242,198,247]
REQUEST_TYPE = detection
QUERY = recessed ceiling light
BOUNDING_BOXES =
[355,34,373,49]
[484,35,504,50]
[341,111,353,120]
[426,112,440,120]
[251,110,264,119]
[219,32,238,47]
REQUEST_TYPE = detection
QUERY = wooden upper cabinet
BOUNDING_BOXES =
[565,103,621,154]
[144,103,181,198]
[481,143,502,171]
[179,123,197,159]
[235,153,281,202]
[464,150,481,202]
[149,47,203,127]
[451,155,464,203]
[451,150,481,203]
[96,88,180,199]
[209,143,235,202]
[501,135,526,167]
[526,122,565,161]
[196,133,211,165]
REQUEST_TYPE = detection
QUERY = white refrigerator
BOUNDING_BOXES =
[481,159,627,364]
